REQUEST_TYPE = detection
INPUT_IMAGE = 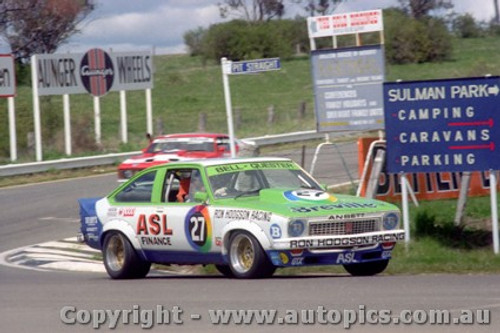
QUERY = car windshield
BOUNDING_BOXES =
[207,161,322,199]
[147,138,214,153]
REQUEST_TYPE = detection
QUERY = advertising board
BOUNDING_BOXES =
[384,76,500,173]
[311,45,385,132]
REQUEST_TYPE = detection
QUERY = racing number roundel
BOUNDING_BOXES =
[185,206,212,252]
[80,48,114,97]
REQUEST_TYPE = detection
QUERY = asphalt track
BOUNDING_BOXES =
[1,145,499,332]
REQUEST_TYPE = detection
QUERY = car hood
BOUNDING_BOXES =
[214,188,397,218]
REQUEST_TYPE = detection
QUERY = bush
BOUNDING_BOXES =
[196,19,309,62]
[453,14,482,38]
[384,8,452,64]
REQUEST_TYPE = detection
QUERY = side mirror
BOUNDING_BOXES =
[194,191,209,203]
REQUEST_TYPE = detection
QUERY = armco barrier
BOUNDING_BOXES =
[1,130,350,177]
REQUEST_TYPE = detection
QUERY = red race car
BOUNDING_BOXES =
[117,133,256,181]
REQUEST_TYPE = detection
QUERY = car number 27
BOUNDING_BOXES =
[189,215,206,245]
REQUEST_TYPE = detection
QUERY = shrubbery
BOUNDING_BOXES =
[185,9,456,65]
[384,8,452,64]
[197,19,309,62]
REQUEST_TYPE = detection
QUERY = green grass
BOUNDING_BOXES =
[1,37,500,163]
[386,36,500,81]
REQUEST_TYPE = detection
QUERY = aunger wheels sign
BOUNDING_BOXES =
[33,49,153,96]
[80,48,114,97]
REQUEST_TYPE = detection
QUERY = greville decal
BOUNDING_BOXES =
[291,202,377,213]
[136,213,173,246]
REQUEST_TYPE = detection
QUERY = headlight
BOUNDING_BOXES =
[383,212,399,230]
[288,219,306,237]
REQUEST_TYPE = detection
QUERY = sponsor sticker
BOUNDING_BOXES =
[185,206,212,252]
[284,190,337,202]
[270,224,282,239]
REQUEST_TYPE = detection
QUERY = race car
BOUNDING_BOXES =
[117,133,256,181]
[79,157,404,279]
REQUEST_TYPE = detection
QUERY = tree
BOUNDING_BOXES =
[292,0,344,16]
[453,14,482,38]
[0,0,94,63]
[184,27,206,56]
[494,0,499,24]
[218,0,285,22]
[397,0,453,19]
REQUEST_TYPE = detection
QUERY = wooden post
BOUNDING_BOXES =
[198,112,207,132]
[298,101,306,119]
[267,105,275,125]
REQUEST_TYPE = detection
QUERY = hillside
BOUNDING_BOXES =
[1,36,499,162]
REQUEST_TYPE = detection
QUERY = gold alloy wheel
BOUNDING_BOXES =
[230,233,255,274]
[105,234,125,272]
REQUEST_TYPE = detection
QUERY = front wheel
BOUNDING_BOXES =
[103,231,151,279]
[343,260,389,277]
[228,231,276,279]
[214,264,235,278]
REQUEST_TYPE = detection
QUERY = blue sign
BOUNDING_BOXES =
[310,45,385,132]
[384,76,500,173]
[231,58,280,74]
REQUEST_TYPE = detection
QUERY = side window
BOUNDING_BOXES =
[216,137,230,151]
[163,169,205,203]
[114,171,156,203]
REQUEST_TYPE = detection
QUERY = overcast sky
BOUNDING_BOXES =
[58,0,498,55]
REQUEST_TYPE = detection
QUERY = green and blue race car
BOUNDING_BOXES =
[79,157,404,279]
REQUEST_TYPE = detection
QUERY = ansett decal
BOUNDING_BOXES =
[136,213,173,246]
[291,202,377,213]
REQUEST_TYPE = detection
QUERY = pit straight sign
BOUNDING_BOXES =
[384,76,500,173]
[229,58,280,74]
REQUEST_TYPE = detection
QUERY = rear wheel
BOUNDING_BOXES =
[103,232,151,279]
[228,231,276,279]
[343,260,389,277]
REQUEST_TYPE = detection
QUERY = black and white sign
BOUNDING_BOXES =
[311,45,385,132]
[0,54,15,97]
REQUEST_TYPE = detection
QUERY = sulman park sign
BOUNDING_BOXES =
[33,48,153,97]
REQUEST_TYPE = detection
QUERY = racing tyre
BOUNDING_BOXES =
[103,232,151,279]
[228,231,276,279]
[343,259,389,277]
[214,264,235,278]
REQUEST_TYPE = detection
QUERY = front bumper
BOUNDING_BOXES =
[271,230,405,251]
